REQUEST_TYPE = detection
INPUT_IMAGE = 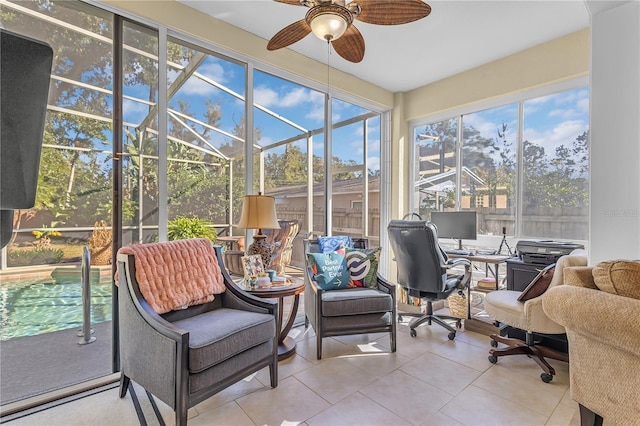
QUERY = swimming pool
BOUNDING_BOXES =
[0,276,112,340]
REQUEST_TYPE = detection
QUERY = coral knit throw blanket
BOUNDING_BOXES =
[117,238,226,314]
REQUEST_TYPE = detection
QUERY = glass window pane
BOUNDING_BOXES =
[413,118,458,218]
[462,104,518,236]
[165,39,246,238]
[522,88,589,239]
[331,98,381,244]
[123,21,159,244]
[254,70,324,238]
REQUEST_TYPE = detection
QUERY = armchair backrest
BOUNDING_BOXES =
[387,220,448,294]
[117,238,226,316]
[263,219,301,269]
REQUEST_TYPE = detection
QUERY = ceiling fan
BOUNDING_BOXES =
[267,0,432,63]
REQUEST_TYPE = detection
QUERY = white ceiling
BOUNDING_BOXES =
[178,0,590,93]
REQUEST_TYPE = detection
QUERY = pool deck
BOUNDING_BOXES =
[0,321,113,407]
[0,264,113,282]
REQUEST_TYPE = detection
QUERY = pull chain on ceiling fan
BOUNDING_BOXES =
[267,0,432,63]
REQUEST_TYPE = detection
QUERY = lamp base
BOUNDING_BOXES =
[248,234,274,270]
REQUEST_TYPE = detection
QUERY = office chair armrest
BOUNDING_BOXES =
[444,258,471,268]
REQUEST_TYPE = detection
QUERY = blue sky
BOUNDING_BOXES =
[463,87,589,157]
[122,53,381,171]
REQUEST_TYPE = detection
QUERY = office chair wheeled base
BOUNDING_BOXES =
[487,332,569,383]
[399,300,462,340]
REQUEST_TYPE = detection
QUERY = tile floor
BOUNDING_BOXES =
[5,316,580,426]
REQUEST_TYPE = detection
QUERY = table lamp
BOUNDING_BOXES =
[237,193,280,269]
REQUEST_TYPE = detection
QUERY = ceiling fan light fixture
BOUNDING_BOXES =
[306,4,353,41]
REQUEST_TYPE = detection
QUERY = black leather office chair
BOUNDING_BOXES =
[387,219,472,340]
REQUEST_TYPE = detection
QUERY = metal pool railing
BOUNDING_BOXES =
[78,245,96,345]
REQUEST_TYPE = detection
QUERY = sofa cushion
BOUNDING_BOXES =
[117,238,226,314]
[307,249,351,290]
[592,260,640,299]
[345,247,381,289]
[173,308,275,373]
[321,287,393,317]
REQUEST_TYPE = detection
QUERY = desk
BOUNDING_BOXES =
[237,276,304,360]
[446,254,510,334]
[446,253,510,292]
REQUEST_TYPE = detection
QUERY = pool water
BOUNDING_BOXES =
[0,276,112,340]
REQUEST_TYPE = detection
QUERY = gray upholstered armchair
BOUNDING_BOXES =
[303,238,397,360]
[117,238,278,426]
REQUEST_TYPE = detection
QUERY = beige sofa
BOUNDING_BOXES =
[543,261,640,425]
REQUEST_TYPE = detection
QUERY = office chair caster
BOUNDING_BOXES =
[541,373,553,383]
[410,328,417,337]
[448,331,456,340]
[490,340,498,347]
[456,319,462,329]
[488,355,498,364]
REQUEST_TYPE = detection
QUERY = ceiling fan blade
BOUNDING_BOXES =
[267,19,312,51]
[274,0,306,6]
[352,0,431,25]
[331,25,365,63]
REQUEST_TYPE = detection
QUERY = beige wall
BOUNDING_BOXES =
[402,28,589,122]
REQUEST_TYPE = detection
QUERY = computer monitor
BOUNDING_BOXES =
[430,211,477,250]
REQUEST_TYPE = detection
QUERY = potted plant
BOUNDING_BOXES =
[167,216,217,242]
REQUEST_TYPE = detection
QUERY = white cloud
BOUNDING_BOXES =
[524,119,587,152]
[367,156,380,172]
[123,98,149,123]
[254,85,326,124]
[176,62,227,96]
[254,86,279,107]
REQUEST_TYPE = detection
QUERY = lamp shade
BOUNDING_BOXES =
[310,12,349,41]
[237,194,280,230]
[306,4,353,42]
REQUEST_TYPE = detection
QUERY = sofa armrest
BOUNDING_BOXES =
[543,285,640,356]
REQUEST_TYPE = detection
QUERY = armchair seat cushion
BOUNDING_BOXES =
[173,308,275,373]
[321,287,393,317]
[484,290,528,331]
[486,289,566,334]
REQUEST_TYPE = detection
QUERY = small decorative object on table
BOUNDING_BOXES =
[241,254,264,278]
[257,273,271,288]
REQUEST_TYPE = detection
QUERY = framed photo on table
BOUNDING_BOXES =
[241,254,264,278]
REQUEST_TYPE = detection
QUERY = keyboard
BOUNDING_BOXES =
[445,249,471,256]
[476,250,497,255]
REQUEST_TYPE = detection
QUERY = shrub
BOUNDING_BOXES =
[168,216,217,242]
[7,246,64,267]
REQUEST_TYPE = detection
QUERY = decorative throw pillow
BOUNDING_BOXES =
[317,236,354,253]
[592,260,640,299]
[517,263,556,302]
[345,247,381,288]
[306,249,350,290]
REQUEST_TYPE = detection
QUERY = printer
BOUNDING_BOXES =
[516,240,585,265]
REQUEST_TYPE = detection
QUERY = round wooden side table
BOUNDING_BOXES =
[238,276,305,360]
